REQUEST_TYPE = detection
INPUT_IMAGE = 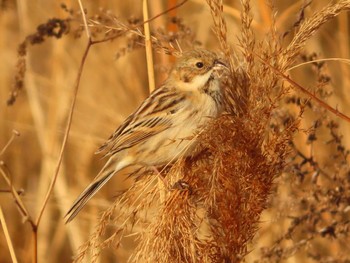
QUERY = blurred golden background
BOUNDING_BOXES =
[1,0,349,262]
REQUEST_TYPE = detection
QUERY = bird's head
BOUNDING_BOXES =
[168,49,228,91]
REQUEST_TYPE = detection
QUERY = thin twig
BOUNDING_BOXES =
[77,0,91,39]
[0,189,24,195]
[0,130,20,156]
[0,165,34,228]
[33,1,93,259]
[254,52,350,123]
[91,0,189,45]
[35,41,91,226]
[291,142,332,180]
[35,2,92,228]
[0,131,37,261]
[0,206,18,263]
[0,163,38,262]
[288,57,350,71]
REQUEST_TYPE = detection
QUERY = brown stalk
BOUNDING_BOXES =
[31,1,91,262]
[34,40,91,225]
[254,52,350,123]
[35,7,91,229]
[143,0,155,92]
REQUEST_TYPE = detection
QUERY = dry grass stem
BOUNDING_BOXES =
[281,0,350,70]
[0,167,33,224]
[0,206,18,263]
[143,0,156,92]
[288,57,350,71]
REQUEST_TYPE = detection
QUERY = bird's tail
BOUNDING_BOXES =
[65,157,129,223]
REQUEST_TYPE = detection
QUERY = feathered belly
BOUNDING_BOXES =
[138,96,219,166]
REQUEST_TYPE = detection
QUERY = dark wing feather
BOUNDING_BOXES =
[96,86,185,157]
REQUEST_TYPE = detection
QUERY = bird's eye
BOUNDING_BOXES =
[196,62,204,68]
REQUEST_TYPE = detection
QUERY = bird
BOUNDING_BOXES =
[65,49,227,223]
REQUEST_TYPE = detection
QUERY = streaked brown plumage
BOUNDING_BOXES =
[65,49,227,222]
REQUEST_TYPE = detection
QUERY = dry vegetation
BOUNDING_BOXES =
[1,0,350,262]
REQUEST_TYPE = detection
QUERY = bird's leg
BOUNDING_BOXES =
[171,180,191,193]
[151,165,192,194]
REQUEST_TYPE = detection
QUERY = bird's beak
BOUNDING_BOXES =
[213,59,229,70]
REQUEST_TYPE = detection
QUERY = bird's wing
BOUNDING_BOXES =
[96,86,186,157]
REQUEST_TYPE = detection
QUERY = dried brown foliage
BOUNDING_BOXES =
[8,17,70,105]
[1,0,350,263]
[73,0,350,262]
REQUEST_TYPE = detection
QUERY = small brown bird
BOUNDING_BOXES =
[65,49,227,222]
